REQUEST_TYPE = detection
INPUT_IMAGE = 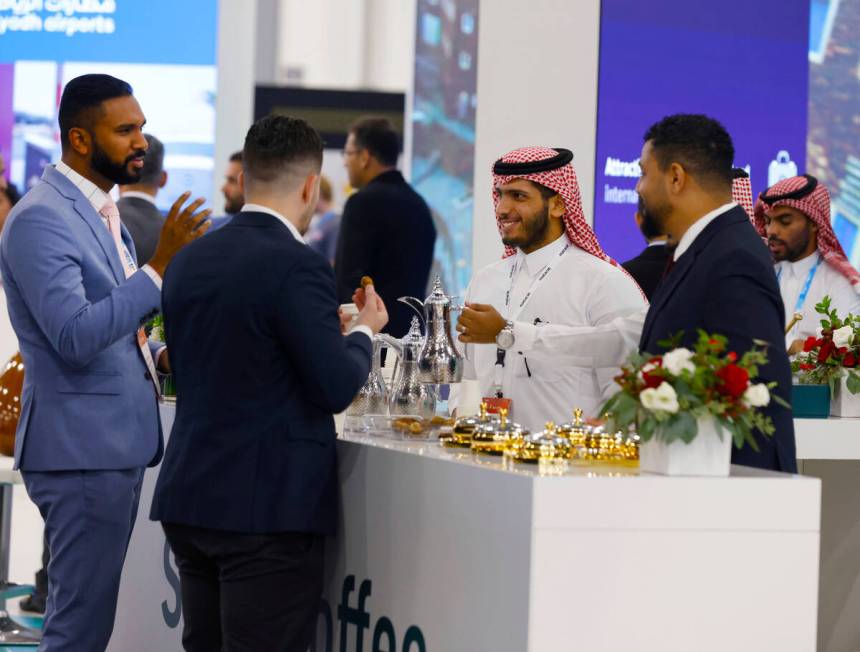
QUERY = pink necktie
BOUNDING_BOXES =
[99,197,161,396]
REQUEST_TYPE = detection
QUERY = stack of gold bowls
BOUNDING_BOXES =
[470,408,529,455]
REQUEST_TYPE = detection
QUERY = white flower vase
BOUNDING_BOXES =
[829,375,860,417]
[639,416,732,477]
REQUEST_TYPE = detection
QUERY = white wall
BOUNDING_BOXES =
[214,0,258,213]
[471,0,601,271]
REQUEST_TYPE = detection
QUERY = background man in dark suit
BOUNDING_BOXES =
[151,115,389,651]
[335,116,436,337]
[118,133,167,263]
[621,196,671,300]
[635,114,795,472]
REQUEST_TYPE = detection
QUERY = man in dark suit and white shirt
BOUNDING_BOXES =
[151,114,389,651]
[622,196,671,300]
[335,116,436,337]
[118,133,167,263]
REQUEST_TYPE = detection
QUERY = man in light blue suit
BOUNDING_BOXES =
[0,74,210,650]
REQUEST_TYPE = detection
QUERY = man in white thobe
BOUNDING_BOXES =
[451,146,646,432]
[753,174,860,352]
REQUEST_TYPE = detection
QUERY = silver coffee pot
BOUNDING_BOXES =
[378,317,437,419]
[345,335,389,416]
[399,276,464,384]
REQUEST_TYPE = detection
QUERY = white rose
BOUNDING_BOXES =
[640,381,680,414]
[662,347,695,376]
[743,383,770,408]
[833,326,854,348]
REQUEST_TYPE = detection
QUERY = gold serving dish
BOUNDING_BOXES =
[444,402,500,448]
[507,421,574,463]
[470,408,528,455]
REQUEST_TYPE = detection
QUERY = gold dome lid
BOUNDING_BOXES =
[508,421,573,463]
[450,402,500,447]
[470,408,528,455]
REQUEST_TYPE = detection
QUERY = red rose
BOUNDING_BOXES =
[845,352,858,368]
[803,336,819,352]
[639,357,663,389]
[818,341,836,364]
[838,347,848,356]
[726,352,737,362]
[800,363,815,371]
[715,363,750,400]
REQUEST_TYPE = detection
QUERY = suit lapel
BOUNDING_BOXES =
[42,168,126,285]
[639,207,746,349]
[640,250,698,348]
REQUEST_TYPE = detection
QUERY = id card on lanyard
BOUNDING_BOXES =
[489,243,569,400]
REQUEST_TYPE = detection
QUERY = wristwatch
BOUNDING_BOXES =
[495,320,515,349]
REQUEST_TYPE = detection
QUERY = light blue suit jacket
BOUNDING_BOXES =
[0,166,164,471]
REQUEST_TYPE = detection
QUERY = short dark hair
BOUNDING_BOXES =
[349,116,400,167]
[242,115,323,185]
[58,74,133,150]
[643,114,734,189]
[229,150,243,163]
[3,183,20,207]
[138,134,164,187]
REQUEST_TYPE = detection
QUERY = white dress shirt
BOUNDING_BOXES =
[241,204,373,343]
[776,252,860,347]
[450,235,647,431]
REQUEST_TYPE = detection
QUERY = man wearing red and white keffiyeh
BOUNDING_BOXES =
[753,174,860,352]
[450,146,646,431]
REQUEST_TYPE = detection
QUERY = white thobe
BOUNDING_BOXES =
[776,252,860,347]
[450,235,647,432]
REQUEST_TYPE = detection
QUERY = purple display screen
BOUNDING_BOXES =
[593,1,811,263]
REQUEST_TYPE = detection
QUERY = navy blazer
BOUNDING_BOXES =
[150,211,373,535]
[639,205,796,473]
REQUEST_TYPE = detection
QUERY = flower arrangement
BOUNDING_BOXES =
[149,313,166,343]
[600,331,787,450]
[792,296,860,394]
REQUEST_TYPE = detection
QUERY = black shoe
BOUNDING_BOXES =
[18,594,45,615]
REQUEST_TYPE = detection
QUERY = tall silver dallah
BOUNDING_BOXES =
[378,317,437,418]
[345,335,389,416]
[399,275,464,384]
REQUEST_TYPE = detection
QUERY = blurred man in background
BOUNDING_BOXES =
[335,116,436,337]
[622,196,670,300]
[304,174,340,264]
[118,133,167,263]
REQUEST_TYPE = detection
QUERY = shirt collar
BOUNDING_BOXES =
[673,202,737,261]
[241,203,305,243]
[55,160,111,213]
[777,250,820,280]
[516,233,568,276]
[120,190,158,206]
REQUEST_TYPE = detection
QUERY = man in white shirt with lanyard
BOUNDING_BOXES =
[452,146,646,431]
[753,174,860,353]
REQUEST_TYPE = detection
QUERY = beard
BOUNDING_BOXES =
[639,193,672,239]
[769,230,812,262]
[501,202,551,250]
[91,140,144,185]
[223,195,244,215]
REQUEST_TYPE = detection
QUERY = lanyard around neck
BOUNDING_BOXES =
[776,254,821,313]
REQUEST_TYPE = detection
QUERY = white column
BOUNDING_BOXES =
[471,0,601,272]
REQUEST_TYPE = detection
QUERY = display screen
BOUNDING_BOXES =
[0,0,218,211]
[808,0,860,265]
[411,0,479,298]
[593,0,810,263]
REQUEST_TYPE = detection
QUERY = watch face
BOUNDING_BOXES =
[496,329,514,349]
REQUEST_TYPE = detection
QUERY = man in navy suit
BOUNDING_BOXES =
[0,74,210,649]
[527,115,795,472]
[635,114,794,472]
[151,115,388,651]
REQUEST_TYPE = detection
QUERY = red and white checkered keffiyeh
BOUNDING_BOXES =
[732,171,754,221]
[493,146,617,263]
[753,175,860,288]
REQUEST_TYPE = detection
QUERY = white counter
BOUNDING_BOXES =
[109,403,821,651]
[794,416,860,652]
